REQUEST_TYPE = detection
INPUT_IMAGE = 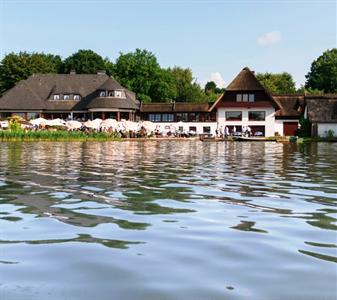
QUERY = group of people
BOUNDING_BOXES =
[215,125,252,138]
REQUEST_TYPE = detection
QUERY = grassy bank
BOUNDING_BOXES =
[0,130,122,142]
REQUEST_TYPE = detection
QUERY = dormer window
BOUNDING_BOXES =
[99,91,106,97]
[64,94,70,100]
[53,94,60,100]
[74,94,81,100]
[115,90,126,98]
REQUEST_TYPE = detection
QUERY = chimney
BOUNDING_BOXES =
[70,69,76,75]
[97,70,106,75]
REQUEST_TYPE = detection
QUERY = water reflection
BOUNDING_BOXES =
[0,141,336,300]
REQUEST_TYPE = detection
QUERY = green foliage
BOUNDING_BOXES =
[205,81,217,93]
[104,58,115,77]
[298,116,311,137]
[8,118,22,131]
[0,52,62,94]
[62,49,106,74]
[0,129,121,141]
[113,49,176,102]
[305,48,337,93]
[256,72,297,94]
[167,67,208,102]
[205,81,224,94]
[296,86,324,95]
[326,129,335,139]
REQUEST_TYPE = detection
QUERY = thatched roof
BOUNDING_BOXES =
[273,95,305,118]
[306,95,337,123]
[140,102,210,113]
[0,73,138,112]
[87,97,139,110]
[226,67,265,91]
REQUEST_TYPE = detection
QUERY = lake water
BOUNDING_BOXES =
[0,141,336,300]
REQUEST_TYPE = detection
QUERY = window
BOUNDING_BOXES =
[203,126,211,134]
[225,111,242,121]
[242,94,248,102]
[189,126,197,132]
[176,113,188,122]
[74,95,81,100]
[53,94,60,100]
[249,111,265,121]
[115,90,126,98]
[64,94,70,100]
[108,91,114,97]
[249,94,255,102]
[99,91,106,97]
[162,114,174,122]
[236,94,242,102]
[149,114,161,122]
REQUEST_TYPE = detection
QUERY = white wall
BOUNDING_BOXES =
[317,123,337,137]
[153,122,218,135]
[217,107,275,136]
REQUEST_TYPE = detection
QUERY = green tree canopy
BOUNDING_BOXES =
[205,81,217,93]
[62,49,106,74]
[0,52,62,93]
[113,49,176,102]
[256,72,296,94]
[167,67,207,102]
[305,48,337,93]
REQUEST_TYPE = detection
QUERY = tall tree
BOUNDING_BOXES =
[205,81,217,93]
[305,48,337,93]
[62,49,106,74]
[256,72,296,94]
[0,52,62,94]
[168,67,208,102]
[113,49,176,102]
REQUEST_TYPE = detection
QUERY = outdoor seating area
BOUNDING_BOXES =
[0,117,206,138]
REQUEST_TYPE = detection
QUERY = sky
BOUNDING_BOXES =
[0,0,336,88]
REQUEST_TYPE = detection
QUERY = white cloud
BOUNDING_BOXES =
[209,72,226,88]
[257,31,281,46]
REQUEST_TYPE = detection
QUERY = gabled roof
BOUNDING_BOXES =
[98,77,124,90]
[209,67,279,111]
[226,67,265,91]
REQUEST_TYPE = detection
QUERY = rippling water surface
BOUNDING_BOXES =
[0,141,336,300]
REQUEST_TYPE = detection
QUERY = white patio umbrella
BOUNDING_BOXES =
[100,119,118,130]
[46,118,66,127]
[140,121,156,132]
[66,120,82,130]
[84,118,102,130]
[123,120,138,131]
[30,117,47,126]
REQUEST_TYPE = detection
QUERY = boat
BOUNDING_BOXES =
[232,136,276,142]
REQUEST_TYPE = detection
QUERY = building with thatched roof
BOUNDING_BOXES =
[305,95,337,137]
[0,72,139,121]
[1,67,334,137]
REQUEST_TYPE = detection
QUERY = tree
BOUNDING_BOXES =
[205,81,217,93]
[168,67,208,102]
[0,52,62,94]
[256,72,296,94]
[113,49,176,102]
[305,48,337,93]
[61,49,106,74]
